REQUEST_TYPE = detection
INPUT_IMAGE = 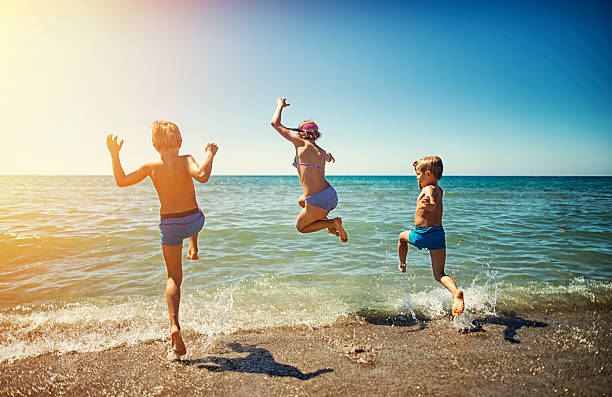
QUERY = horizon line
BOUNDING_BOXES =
[0,174,610,177]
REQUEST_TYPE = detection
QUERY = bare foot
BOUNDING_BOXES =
[327,225,340,236]
[452,290,465,317]
[398,262,406,273]
[171,325,186,357]
[322,217,338,236]
[332,218,348,242]
[187,249,199,260]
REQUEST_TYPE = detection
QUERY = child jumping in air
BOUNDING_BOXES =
[106,121,218,357]
[398,156,464,317]
[270,97,347,242]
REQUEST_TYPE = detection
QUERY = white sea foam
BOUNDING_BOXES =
[0,298,166,363]
[452,312,477,331]
[1,276,610,363]
[398,276,612,321]
[0,280,352,363]
[0,289,242,363]
[400,283,499,320]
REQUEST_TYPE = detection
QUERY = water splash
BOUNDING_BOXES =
[0,298,167,363]
[399,258,501,320]
[187,286,235,353]
[452,312,477,331]
[1,276,610,363]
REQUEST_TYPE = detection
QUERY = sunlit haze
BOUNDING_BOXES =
[1,0,611,175]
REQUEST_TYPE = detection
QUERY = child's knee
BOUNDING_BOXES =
[167,274,182,287]
[432,271,446,282]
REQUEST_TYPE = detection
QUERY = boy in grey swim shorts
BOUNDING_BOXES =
[106,121,218,357]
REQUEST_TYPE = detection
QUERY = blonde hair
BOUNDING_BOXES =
[414,156,443,179]
[298,120,321,141]
[151,121,182,151]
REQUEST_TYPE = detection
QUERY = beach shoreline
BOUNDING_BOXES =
[1,309,610,396]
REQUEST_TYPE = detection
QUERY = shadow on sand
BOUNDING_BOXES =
[470,312,549,343]
[182,343,333,380]
[357,309,427,333]
[359,309,548,343]
[365,316,427,333]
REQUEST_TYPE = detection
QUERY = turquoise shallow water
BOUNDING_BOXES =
[0,175,611,361]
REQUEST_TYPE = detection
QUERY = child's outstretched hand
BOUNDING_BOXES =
[205,142,219,156]
[326,152,336,163]
[276,97,290,108]
[106,134,124,156]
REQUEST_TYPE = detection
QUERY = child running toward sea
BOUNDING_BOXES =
[398,156,465,316]
[106,121,218,357]
[270,97,347,242]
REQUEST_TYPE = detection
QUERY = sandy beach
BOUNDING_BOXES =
[1,309,610,396]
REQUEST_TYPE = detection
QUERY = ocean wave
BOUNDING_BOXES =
[1,277,610,363]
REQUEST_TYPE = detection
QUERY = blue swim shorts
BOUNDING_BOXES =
[305,185,338,212]
[408,227,446,250]
[159,209,205,246]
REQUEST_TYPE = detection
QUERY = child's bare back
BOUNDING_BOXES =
[106,121,218,358]
[147,155,201,215]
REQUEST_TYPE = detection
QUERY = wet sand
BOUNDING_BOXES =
[1,309,610,396]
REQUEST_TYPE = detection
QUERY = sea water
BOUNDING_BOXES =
[0,175,610,361]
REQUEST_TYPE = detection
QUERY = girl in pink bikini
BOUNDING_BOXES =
[270,97,348,242]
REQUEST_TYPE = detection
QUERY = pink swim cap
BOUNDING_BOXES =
[300,122,318,131]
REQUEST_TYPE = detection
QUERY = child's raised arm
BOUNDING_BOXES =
[106,134,152,187]
[270,97,301,144]
[188,142,218,183]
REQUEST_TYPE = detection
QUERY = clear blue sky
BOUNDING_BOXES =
[1,0,611,175]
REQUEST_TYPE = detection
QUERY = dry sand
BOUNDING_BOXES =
[1,309,610,396]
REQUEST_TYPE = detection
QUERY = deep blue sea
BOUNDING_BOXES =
[0,175,610,362]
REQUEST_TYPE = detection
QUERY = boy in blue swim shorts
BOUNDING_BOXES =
[398,156,465,317]
[106,121,218,358]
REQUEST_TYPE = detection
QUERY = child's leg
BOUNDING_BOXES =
[298,195,336,235]
[398,230,411,272]
[429,248,456,292]
[161,243,186,356]
[430,248,464,316]
[187,233,199,260]
[296,205,347,242]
